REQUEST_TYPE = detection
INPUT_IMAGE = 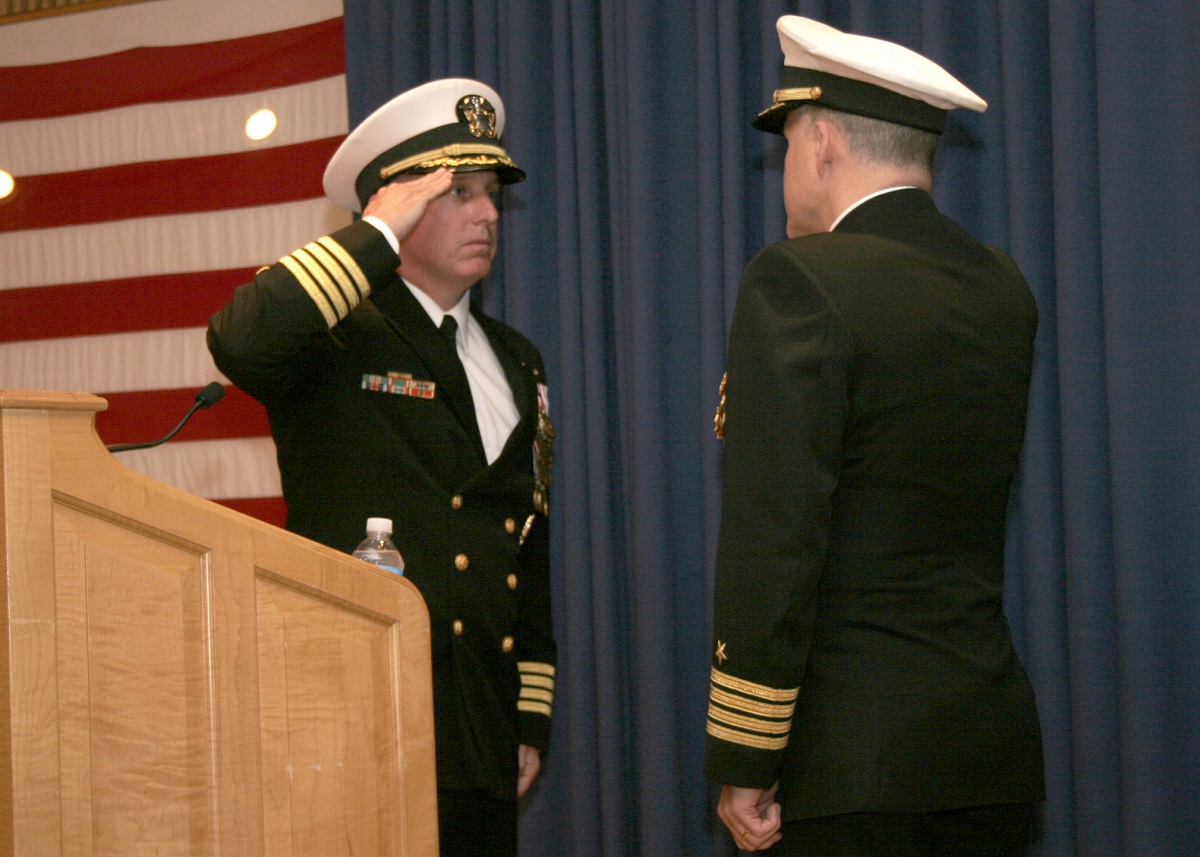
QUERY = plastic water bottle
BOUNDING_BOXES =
[352,517,404,575]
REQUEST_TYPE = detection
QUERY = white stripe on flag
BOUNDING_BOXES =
[112,437,283,500]
[1,199,353,291]
[0,77,348,177]
[0,328,223,394]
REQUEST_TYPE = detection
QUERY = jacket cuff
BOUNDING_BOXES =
[517,659,555,751]
[704,665,797,788]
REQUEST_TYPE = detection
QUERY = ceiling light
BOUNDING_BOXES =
[245,109,277,141]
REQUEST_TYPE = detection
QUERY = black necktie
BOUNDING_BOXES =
[437,314,482,455]
[439,314,470,385]
[439,314,460,350]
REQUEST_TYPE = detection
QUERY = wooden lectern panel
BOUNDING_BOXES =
[255,574,403,856]
[52,511,212,855]
[0,391,437,857]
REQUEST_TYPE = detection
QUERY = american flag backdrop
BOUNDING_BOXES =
[0,0,349,528]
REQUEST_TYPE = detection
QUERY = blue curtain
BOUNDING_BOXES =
[341,1,1200,855]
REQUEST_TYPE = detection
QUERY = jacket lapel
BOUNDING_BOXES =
[468,309,539,480]
[371,279,486,463]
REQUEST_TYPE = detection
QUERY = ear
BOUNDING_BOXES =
[811,118,842,171]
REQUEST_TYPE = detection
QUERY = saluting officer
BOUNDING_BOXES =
[208,78,556,857]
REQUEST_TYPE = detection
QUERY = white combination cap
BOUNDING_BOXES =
[754,15,986,135]
[323,77,525,212]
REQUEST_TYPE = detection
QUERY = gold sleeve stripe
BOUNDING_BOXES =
[707,720,790,751]
[711,667,799,703]
[521,674,556,691]
[518,661,557,678]
[707,703,791,735]
[292,246,351,320]
[709,686,796,720]
[304,240,361,311]
[520,687,554,704]
[706,720,789,751]
[280,255,338,328]
[518,700,553,717]
[316,235,370,298]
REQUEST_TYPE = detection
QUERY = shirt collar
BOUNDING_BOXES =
[403,280,472,348]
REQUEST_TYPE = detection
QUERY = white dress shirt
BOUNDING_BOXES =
[404,283,520,465]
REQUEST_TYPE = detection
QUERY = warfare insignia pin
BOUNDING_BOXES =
[714,373,727,439]
[533,382,554,516]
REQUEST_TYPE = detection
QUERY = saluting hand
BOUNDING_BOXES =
[362,168,454,244]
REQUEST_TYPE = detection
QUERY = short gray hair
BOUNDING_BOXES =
[799,105,938,173]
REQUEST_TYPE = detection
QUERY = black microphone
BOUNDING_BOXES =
[107,382,226,453]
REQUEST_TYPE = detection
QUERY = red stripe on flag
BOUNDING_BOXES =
[0,137,343,233]
[96,385,271,445]
[0,268,258,342]
[211,496,288,530]
[0,18,345,121]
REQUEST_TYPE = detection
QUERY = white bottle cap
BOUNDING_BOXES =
[366,517,393,534]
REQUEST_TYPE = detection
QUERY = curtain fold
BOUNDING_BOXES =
[342,2,1200,855]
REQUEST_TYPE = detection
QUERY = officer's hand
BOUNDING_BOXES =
[363,169,453,243]
[717,782,782,851]
[517,744,541,798]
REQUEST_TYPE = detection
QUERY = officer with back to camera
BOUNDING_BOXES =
[705,17,1044,856]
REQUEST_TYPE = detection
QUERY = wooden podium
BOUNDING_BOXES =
[0,391,437,856]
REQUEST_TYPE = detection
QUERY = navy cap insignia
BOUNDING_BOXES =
[456,94,497,139]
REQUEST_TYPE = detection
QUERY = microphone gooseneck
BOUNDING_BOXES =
[106,382,226,453]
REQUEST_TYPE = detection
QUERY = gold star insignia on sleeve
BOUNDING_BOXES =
[714,640,728,665]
